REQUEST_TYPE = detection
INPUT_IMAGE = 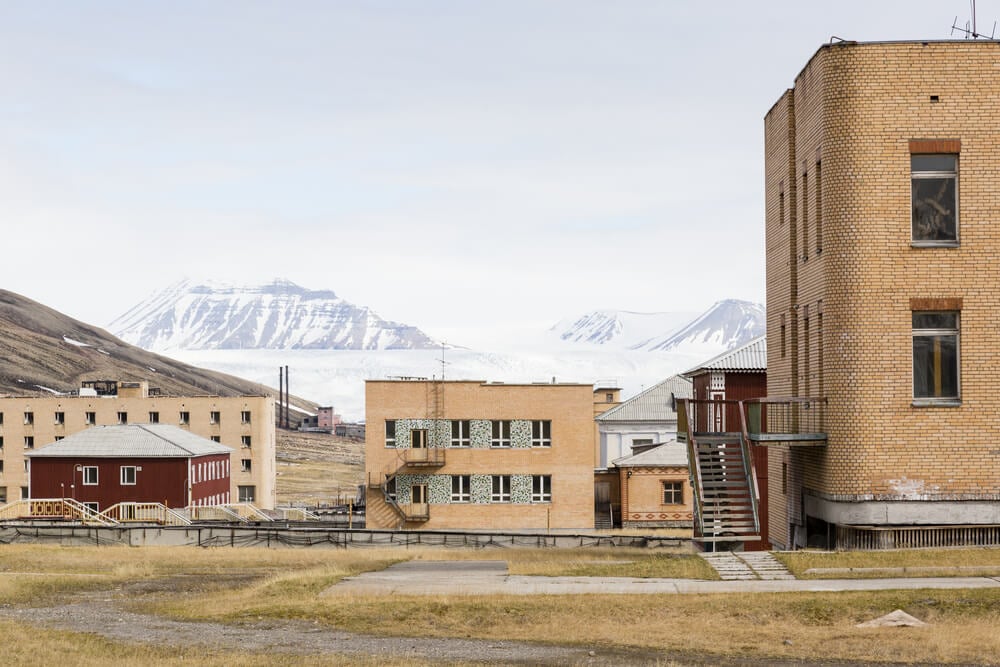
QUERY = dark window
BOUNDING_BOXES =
[662,481,684,505]
[912,155,958,244]
[238,485,256,502]
[54,412,65,425]
[491,475,511,502]
[82,466,98,485]
[23,436,33,450]
[241,410,251,424]
[148,411,159,424]
[85,411,95,425]
[241,435,251,448]
[451,475,471,502]
[531,475,552,502]
[913,311,959,400]
[385,420,396,447]
[490,420,511,447]
[179,411,189,425]
[450,420,471,447]
[120,466,137,485]
[117,411,127,425]
[241,459,252,473]
[210,411,220,425]
[23,412,33,425]
[531,420,551,447]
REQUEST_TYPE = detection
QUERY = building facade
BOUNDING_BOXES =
[27,424,232,510]
[765,40,1000,548]
[365,380,595,530]
[595,375,691,468]
[613,441,693,528]
[0,381,276,508]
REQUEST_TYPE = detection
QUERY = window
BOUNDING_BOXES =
[23,412,33,425]
[605,392,614,403]
[54,436,63,442]
[491,475,511,502]
[85,411,95,425]
[120,466,137,485]
[23,436,33,450]
[241,410,251,424]
[913,311,959,401]
[0,436,4,449]
[54,411,65,425]
[0,488,6,503]
[238,485,256,502]
[801,168,809,261]
[384,476,397,501]
[385,420,396,447]
[531,475,552,502]
[0,461,4,474]
[0,412,3,424]
[410,429,427,448]
[117,411,127,425]
[450,420,471,447]
[148,411,159,424]
[531,420,551,447]
[209,411,220,425]
[82,466,98,485]
[23,460,29,473]
[83,501,99,513]
[451,475,471,502]
[490,420,511,448]
[179,411,189,425]
[631,438,654,449]
[211,436,221,443]
[241,435,252,448]
[815,160,823,253]
[780,314,787,358]
[662,481,684,505]
[912,154,958,244]
[20,487,28,500]
[241,459,252,473]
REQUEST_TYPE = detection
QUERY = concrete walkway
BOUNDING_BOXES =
[329,560,1000,596]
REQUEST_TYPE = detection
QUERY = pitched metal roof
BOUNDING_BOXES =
[26,424,231,458]
[612,439,688,467]
[682,335,767,376]
[595,375,692,422]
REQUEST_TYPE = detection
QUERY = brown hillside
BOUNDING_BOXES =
[0,290,314,413]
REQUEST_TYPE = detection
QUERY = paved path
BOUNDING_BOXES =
[700,551,796,580]
[329,560,1000,596]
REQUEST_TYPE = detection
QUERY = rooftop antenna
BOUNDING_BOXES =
[439,342,449,381]
[952,0,997,39]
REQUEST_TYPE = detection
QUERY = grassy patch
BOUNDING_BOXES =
[775,547,1000,578]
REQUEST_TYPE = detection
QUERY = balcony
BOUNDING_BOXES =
[403,447,446,467]
[743,397,827,446]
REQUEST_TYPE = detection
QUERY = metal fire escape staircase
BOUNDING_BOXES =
[367,380,447,527]
[678,399,761,545]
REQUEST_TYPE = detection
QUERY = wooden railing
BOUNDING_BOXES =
[0,498,117,526]
[100,502,191,525]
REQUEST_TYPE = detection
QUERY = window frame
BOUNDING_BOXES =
[54,411,65,425]
[82,466,99,485]
[451,474,471,502]
[531,420,551,448]
[238,485,256,502]
[912,310,961,405]
[450,420,471,447]
[120,466,137,486]
[911,153,959,247]
[241,435,252,448]
[531,475,552,502]
[490,474,511,502]
[240,458,252,473]
[662,481,684,505]
[385,420,396,448]
[178,411,190,425]
[490,420,511,448]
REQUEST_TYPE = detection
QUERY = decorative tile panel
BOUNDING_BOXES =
[394,419,449,448]
[470,474,492,503]
[511,420,532,448]
[511,474,533,503]
[470,420,491,449]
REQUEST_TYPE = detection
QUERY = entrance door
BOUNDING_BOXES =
[710,392,726,432]
[410,484,428,519]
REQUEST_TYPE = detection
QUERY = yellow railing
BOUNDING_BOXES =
[0,498,117,526]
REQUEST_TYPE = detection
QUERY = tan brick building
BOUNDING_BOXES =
[0,381,276,509]
[764,40,1000,549]
[365,380,595,530]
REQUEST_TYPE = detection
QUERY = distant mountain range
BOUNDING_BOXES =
[551,300,765,352]
[109,279,439,352]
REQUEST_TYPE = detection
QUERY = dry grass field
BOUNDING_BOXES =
[275,430,364,506]
[776,547,1000,578]
[2,544,1000,665]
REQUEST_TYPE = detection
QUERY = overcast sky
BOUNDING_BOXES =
[0,1,986,344]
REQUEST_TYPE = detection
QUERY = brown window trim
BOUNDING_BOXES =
[909,139,961,154]
[909,297,963,311]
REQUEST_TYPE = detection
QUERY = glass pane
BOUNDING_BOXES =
[913,334,959,398]
[912,177,957,241]
[912,313,957,329]
[911,155,956,172]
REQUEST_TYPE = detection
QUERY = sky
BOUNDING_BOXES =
[0,1,989,346]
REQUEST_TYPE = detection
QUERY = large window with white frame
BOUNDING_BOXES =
[120,466,137,485]
[451,474,471,502]
[531,420,551,447]
[531,475,551,502]
[82,466,98,485]
[450,420,471,447]
[490,420,511,448]
[912,154,958,244]
[662,481,684,505]
[491,475,511,502]
[912,311,960,401]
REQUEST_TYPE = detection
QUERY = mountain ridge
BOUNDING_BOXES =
[110,278,440,352]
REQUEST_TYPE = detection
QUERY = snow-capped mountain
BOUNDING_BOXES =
[550,310,698,348]
[632,299,765,352]
[109,279,440,352]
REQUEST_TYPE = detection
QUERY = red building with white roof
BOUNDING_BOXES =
[27,424,232,511]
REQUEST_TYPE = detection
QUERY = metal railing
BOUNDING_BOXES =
[736,402,761,535]
[403,447,446,466]
[743,397,827,444]
[677,400,704,536]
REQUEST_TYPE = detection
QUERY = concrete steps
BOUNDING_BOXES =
[700,551,795,581]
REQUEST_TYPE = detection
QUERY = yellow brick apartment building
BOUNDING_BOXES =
[765,40,1000,549]
[365,380,595,530]
[0,381,276,509]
